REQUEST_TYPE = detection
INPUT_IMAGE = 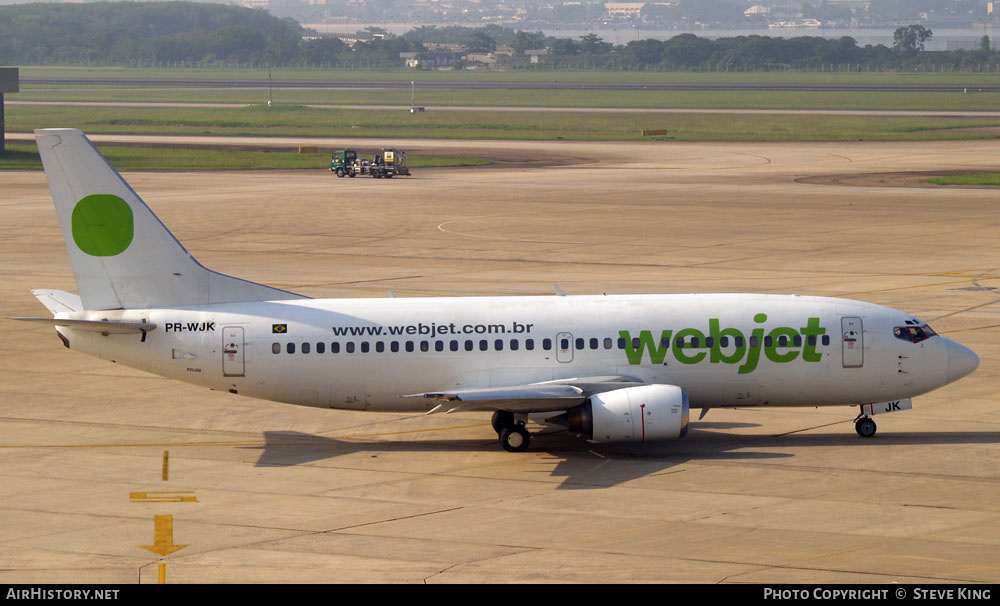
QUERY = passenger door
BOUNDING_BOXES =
[841,317,863,368]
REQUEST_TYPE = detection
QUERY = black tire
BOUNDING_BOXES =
[372,170,381,179]
[855,417,877,438]
[348,172,356,178]
[336,168,345,178]
[491,411,514,434]
[499,425,530,452]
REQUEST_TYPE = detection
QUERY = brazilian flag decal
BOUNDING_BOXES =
[272,324,287,334]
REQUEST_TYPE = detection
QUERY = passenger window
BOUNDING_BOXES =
[331,342,340,354]
[691,337,700,348]
[376,342,385,353]
[302,342,310,354]
[420,341,429,352]
[720,337,729,347]
[435,340,444,352]
[525,339,534,350]
[317,342,325,354]
[287,343,295,354]
[346,342,355,353]
[543,338,552,350]
[618,337,626,349]
[777,336,788,346]
[575,338,584,350]
[272,343,280,354]
[560,338,569,350]
[511,339,519,351]
[391,341,399,353]
[632,337,640,349]
[465,340,473,351]
[675,338,684,349]
[604,337,613,349]
[704,337,713,348]
[495,339,504,351]
[589,338,598,350]
[405,341,414,352]
[764,336,772,347]
[749,336,759,348]
[807,335,817,346]
[822,335,830,346]
[735,336,745,347]
[793,335,802,347]
[361,342,369,353]
[450,340,459,352]
[480,340,488,351]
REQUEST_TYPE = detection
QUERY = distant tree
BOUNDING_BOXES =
[893,24,932,55]
[579,33,611,54]
[546,37,579,56]
[463,30,497,54]
[981,35,992,51]
[298,36,348,65]
[512,30,546,55]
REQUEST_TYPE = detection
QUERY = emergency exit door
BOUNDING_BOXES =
[223,326,245,377]
[841,317,863,368]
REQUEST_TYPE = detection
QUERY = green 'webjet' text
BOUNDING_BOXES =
[620,315,826,375]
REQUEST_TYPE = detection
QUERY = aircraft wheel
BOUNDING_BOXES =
[855,417,877,438]
[499,425,530,452]
[491,411,514,434]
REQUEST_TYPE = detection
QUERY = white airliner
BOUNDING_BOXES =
[18,129,980,452]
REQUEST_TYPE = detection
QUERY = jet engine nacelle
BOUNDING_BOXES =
[555,384,690,443]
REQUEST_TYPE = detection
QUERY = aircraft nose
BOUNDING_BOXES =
[947,339,980,383]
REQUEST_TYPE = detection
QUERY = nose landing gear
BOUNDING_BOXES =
[854,413,877,438]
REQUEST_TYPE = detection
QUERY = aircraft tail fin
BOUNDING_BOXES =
[34,129,307,310]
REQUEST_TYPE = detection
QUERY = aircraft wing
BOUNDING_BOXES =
[409,376,645,414]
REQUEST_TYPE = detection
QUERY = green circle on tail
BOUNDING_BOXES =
[72,194,134,257]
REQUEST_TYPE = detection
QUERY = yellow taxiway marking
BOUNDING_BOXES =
[130,491,197,503]
[162,450,169,481]
[140,515,187,556]
[158,563,166,584]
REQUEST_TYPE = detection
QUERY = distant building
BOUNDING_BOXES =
[524,48,547,64]
[744,5,771,16]
[605,2,645,18]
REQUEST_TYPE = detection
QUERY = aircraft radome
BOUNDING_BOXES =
[16,129,980,452]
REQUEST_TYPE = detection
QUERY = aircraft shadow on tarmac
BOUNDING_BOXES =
[248,426,999,490]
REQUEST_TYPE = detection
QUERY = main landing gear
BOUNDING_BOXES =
[492,411,530,452]
[854,412,877,438]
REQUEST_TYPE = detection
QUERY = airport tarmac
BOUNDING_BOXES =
[1,138,998,583]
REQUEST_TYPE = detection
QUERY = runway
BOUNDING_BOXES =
[1,138,998,583]
[11,101,1000,118]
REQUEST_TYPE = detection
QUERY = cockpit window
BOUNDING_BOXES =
[893,323,937,343]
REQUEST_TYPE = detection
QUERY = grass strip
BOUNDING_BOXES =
[8,104,1000,142]
[14,87,1000,112]
[924,173,1000,186]
[19,65,1000,86]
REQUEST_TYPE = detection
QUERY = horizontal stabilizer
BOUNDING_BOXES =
[30,289,82,314]
[13,317,156,334]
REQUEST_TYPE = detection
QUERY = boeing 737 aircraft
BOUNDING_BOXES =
[18,129,980,451]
